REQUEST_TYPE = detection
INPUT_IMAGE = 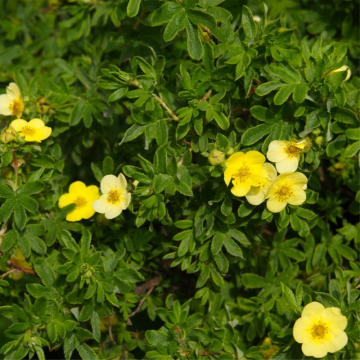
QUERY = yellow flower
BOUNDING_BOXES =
[246,163,277,205]
[293,302,348,358]
[266,172,307,213]
[59,181,100,222]
[9,248,32,281]
[10,118,52,143]
[267,139,307,174]
[328,65,351,81]
[224,150,268,197]
[92,174,131,219]
[261,337,279,360]
[0,83,25,118]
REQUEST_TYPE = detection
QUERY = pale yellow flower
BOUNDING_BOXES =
[328,65,351,81]
[10,118,52,143]
[59,181,100,222]
[267,140,307,174]
[92,174,131,219]
[0,83,25,118]
[293,302,348,358]
[245,163,277,205]
[224,151,268,197]
[266,172,307,213]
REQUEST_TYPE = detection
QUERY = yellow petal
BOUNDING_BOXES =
[249,165,268,186]
[86,185,100,202]
[321,307,347,331]
[263,163,277,181]
[28,118,45,129]
[0,94,13,115]
[10,119,28,131]
[266,197,287,213]
[121,193,131,209]
[231,182,251,197]
[276,156,299,174]
[58,193,75,208]
[246,186,266,205]
[244,150,265,165]
[118,173,127,190]
[224,168,234,186]
[286,172,308,186]
[79,204,96,219]
[302,302,325,318]
[101,175,119,194]
[302,341,327,358]
[6,83,21,100]
[69,181,86,194]
[36,126,52,141]
[267,140,288,162]
[325,331,348,353]
[287,188,306,206]
[92,196,111,214]
[293,317,312,344]
[226,152,245,167]
[66,209,83,222]
[105,205,122,219]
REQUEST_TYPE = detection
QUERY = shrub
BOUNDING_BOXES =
[0,0,359,359]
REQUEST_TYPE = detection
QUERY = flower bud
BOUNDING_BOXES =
[1,166,13,179]
[312,128,321,136]
[328,65,351,81]
[201,31,211,43]
[226,147,234,156]
[328,162,345,175]
[36,97,51,114]
[0,127,17,144]
[208,149,225,166]
[315,136,324,146]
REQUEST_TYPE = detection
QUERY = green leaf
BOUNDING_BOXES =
[242,6,256,41]
[293,84,308,103]
[91,311,101,342]
[326,134,347,157]
[108,87,128,102]
[156,120,168,146]
[34,258,55,287]
[344,141,360,157]
[331,106,358,125]
[281,282,302,314]
[241,124,273,145]
[256,81,285,96]
[242,273,266,288]
[312,244,327,268]
[127,0,141,17]
[69,100,86,126]
[346,128,360,140]
[76,342,98,360]
[186,19,203,60]
[119,124,145,145]
[274,84,295,105]
[223,237,243,258]
[250,106,279,124]
[0,230,17,252]
[212,111,229,130]
[17,181,44,195]
[211,233,225,255]
[163,11,187,42]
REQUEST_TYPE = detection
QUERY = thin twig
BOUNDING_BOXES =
[127,277,159,325]
[180,139,192,146]
[152,94,179,121]
[199,89,212,102]
[109,310,117,345]
[133,9,147,31]
[1,269,16,279]
[5,261,38,277]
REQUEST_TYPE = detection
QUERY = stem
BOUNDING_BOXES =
[13,152,18,190]
[55,102,77,109]
[109,310,117,345]
[200,89,212,102]
[152,94,179,121]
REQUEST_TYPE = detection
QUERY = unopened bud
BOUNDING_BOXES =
[36,97,51,114]
[48,0,60,10]
[328,162,345,175]
[327,65,351,81]
[208,149,225,166]
[201,31,211,43]
[0,127,17,144]
[133,180,139,188]
[226,147,234,156]
[1,166,13,179]
[315,136,324,146]
[312,128,321,136]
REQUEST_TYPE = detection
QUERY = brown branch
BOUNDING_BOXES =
[5,261,38,277]
[127,277,159,325]
[180,139,192,146]
[133,9,147,31]
[199,89,212,103]
[109,310,117,345]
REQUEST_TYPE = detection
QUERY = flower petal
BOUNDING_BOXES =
[79,204,96,219]
[118,173,127,190]
[302,341,327,358]
[66,209,83,222]
[10,119,28,132]
[36,126,52,141]
[293,317,313,344]
[58,193,75,208]
[321,307,347,332]
[325,331,348,353]
[86,185,100,202]
[28,118,45,129]
[69,181,87,194]
[288,188,306,206]
[263,163,277,181]
[6,83,21,100]
[245,150,265,165]
[246,186,266,205]
[267,140,288,162]
[101,175,119,194]
[0,94,13,115]
[105,206,122,219]
[121,192,131,209]
[92,196,111,214]
[249,165,268,186]
[231,182,251,197]
[226,152,245,167]
[286,172,308,186]
[276,156,299,174]
[266,197,287,213]
[302,302,325,318]
[224,168,234,186]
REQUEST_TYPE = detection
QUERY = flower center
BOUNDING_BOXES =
[274,183,293,201]
[286,144,302,158]
[74,196,87,208]
[311,322,328,339]
[107,189,120,204]
[236,165,251,182]
[21,126,36,137]
[10,99,24,116]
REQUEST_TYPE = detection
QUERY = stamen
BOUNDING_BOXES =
[74,196,87,208]
[274,183,293,201]
[235,165,251,182]
[20,126,36,136]
[107,190,121,204]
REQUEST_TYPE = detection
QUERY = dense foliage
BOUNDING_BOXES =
[0,0,359,359]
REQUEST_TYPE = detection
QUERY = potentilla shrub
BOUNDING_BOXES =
[0,0,359,359]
